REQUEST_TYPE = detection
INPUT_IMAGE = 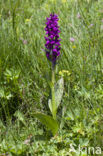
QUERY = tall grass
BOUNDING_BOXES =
[0,0,103,155]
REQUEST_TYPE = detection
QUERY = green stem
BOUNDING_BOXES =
[51,65,56,120]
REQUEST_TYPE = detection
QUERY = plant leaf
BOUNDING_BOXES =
[33,112,59,136]
[48,78,64,114]
[55,77,64,108]
[14,111,26,125]
[48,99,52,113]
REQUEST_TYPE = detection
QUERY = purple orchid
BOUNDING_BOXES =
[44,13,61,66]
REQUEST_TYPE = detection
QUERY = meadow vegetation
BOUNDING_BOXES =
[0,0,103,155]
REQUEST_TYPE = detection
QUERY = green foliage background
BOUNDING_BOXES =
[0,0,103,155]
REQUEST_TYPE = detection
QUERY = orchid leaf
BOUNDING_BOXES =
[48,78,64,114]
[48,99,52,113]
[55,77,64,108]
[33,112,59,136]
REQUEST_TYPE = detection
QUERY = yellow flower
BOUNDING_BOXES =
[62,70,66,73]
[72,45,76,49]
[25,19,31,22]
[74,85,79,90]
[59,71,63,76]
[59,70,71,77]
[62,0,67,3]
[67,71,71,76]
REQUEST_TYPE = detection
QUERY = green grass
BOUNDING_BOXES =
[0,0,103,155]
